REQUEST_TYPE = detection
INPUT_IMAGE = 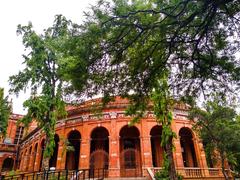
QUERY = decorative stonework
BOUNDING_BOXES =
[90,115,98,120]
[118,113,124,118]
[66,119,76,124]
[109,112,117,119]
[174,109,188,116]
[104,114,110,119]
[174,115,188,120]
[82,115,89,121]
[148,113,155,118]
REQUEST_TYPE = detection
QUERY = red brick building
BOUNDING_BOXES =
[0,97,227,179]
[0,114,23,172]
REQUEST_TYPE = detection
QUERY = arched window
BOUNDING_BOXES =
[39,139,45,171]
[150,125,164,167]
[2,158,14,171]
[90,127,109,176]
[49,134,60,168]
[65,130,81,170]
[179,128,198,167]
[119,125,142,177]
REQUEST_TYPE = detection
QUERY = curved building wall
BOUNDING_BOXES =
[16,98,209,177]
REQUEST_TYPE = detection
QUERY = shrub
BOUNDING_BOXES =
[155,169,183,180]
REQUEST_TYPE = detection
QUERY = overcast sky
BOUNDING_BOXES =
[1,1,239,115]
[0,0,97,114]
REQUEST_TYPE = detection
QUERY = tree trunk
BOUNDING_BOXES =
[166,136,178,180]
[42,137,50,171]
[220,153,229,180]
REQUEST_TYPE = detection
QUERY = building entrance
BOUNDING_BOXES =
[120,126,142,177]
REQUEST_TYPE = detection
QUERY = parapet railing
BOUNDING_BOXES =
[1,168,107,180]
[147,167,231,179]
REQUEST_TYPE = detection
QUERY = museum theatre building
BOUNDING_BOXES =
[0,97,227,179]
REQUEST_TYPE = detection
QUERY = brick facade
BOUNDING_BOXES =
[7,97,210,178]
[0,114,23,173]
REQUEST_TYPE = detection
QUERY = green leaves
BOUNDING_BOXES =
[189,96,240,173]
[80,0,239,100]
[0,88,11,137]
[9,15,71,160]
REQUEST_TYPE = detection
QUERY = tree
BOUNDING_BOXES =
[62,0,240,179]
[189,97,240,180]
[0,88,11,138]
[9,15,73,170]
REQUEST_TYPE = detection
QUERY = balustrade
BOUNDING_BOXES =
[147,167,228,179]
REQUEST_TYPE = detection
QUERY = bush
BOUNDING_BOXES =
[8,170,16,176]
[155,169,183,180]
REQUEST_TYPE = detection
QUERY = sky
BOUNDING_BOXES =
[0,1,239,115]
[0,0,97,114]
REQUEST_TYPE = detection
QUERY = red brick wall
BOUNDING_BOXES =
[0,114,23,172]
[16,98,209,177]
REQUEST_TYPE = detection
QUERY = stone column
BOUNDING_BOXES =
[193,138,209,177]
[141,136,153,167]
[108,136,120,177]
[56,122,66,169]
[173,136,184,167]
[28,153,34,172]
[108,118,120,177]
[27,153,31,172]
[32,151,38,171]
[173,136,185,176]
[22,154,27,172]
[140,120,153,177]
[141,135,153,176]
[56,140,65,169]
[79,139,90,169]
[171,120,184,169]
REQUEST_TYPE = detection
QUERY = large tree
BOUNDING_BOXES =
[9,15,74,170]
[0,88,11,138]
[63,0,240,179]
[189,96,240,180]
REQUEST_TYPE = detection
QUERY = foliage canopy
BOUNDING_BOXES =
[0,88,11,137]
[190,97,240,179]
[65,0,240,100]
[62,0,240,179]
[9,15,71,162]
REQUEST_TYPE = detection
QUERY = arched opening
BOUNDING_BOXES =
[65,130,81,170]
[39,139,45,171]
[179,128,198,167]
[49,134,60,168]
[150,125,164,167]
[33,143,38,171]
[2,158,14,171]
[90,127,109,176]
[119,125,142,177]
